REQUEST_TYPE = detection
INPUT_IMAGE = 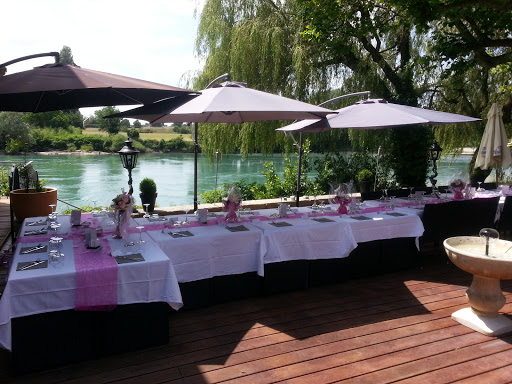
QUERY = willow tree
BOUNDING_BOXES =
[193,0,335,159]
[193,0,512,186]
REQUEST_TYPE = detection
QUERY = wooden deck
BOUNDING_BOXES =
[1,252,512,383]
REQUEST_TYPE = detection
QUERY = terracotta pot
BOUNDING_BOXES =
[10,188,58,221]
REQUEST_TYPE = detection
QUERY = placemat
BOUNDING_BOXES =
[313,218,335,223]
[226,225,249,232]
[148,217,168,222]
[16,260,48,271]
[24,229,48,236]
[25,220,47,227]
[270,221,293,227]
[170,230,194,238]
[114,253,145,264]
[20,245,48,254]
[386,212,406,217]
[351,215,373,221]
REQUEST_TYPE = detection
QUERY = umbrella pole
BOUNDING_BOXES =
[194,122,198,212]
[295,133,303,207]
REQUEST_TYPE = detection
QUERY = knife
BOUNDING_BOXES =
[19,260,46,271]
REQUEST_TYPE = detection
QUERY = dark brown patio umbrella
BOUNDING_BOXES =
[0,52,196,112]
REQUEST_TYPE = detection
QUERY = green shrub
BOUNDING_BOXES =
[358,169,374,181]
[139,177,157,195]
[81,144,94,151]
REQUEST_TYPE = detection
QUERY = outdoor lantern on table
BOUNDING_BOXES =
[118,138,140,195]
[428,141,443,195]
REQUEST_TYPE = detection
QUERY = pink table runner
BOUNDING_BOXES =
[16,214,118,311]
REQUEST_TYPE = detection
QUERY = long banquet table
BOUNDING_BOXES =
[1,204,424,372]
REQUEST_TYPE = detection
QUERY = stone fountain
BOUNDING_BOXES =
[444,229,512,336]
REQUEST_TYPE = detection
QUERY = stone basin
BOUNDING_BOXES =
[444,236,512,337]
[444,236,512,280]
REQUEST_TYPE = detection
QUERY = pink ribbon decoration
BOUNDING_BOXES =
[72,230,118,311]
[223,200,240,221]
[333,196,352,214]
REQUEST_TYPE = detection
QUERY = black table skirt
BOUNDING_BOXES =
[8,302,169,375]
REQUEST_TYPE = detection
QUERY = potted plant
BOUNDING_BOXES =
[358,169,374,194]
[10,162,58,221]
[470,167,491,186]
[139,177,157,213]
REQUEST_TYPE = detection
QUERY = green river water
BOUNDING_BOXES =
[0,153,472,210]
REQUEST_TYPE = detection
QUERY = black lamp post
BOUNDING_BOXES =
[428,141,443,196]
[118,138,139,195]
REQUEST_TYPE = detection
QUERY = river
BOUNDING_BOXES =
[0,153,472,210]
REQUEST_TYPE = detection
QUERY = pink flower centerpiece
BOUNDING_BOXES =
[450,179,466,200]
[110,190,134,238]
[331,182,353,214]
[222,186,241,222]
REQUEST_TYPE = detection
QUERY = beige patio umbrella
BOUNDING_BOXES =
[475,103,512,181]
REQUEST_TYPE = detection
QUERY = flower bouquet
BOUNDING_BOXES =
[331,183,352,214]
[450,179,466,200]
[222,186,241,222]
[110,190,134,238]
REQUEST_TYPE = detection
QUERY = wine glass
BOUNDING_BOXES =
[319,200,325,213]
[136,226,145,244]
[312,195,318,211]
[380,189,388,201]
[477,182,485,192]
[48,204,57,222]
[183,209,190,225]
[91,200,98,215]
[143,203,150,219]
[408,187,414,199]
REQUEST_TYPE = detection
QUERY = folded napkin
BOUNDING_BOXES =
[313,218,335,223]
[386,212,406,217]
[114,253,145,264]
[20,245,48,254]
[170,230,194,238]
[226,225,249,232]
[270,221,293,227]
[351,215,372,221]
[24,229,48,236]
[16,260,48,271]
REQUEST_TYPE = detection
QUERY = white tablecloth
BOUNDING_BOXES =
[144,221,263,282]
[251,217,357,273]
[260,206,424,245]
[0,230,182,351]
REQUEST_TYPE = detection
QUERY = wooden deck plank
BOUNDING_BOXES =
[390,348,512,384]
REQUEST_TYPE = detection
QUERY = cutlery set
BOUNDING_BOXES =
[21,244,46,254]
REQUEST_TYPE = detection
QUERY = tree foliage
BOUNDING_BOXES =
[59,45,76,65]
[95,106,121,135]
[193,0,512,185]
[0,112,31,149]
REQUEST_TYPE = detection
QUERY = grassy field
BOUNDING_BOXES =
[83,128,193,141]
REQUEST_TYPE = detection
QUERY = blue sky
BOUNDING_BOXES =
[1,0,205,117]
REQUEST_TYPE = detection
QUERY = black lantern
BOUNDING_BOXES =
[429,141,443,162]
[428,141,443,196]
[118,138,139,195]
